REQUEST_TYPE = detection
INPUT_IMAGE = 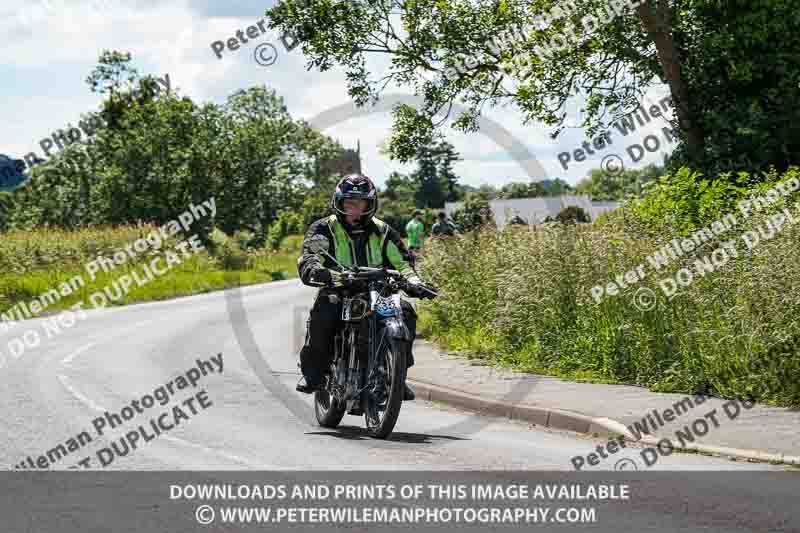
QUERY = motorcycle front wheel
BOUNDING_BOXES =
[314,377,346,428]
[364,339,407,439]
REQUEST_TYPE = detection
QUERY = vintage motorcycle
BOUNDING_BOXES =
[304,235,437,438]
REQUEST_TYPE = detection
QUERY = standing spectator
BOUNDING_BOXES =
[405,210,425,263]
[431,211,456,236]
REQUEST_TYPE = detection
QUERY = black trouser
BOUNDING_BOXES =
[299,290,417,384]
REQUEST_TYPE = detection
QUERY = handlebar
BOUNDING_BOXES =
[337,267,438,299]
[343,266,403,279]
[338,268,404,290]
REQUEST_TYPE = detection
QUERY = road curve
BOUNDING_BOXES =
[0,280,792,472]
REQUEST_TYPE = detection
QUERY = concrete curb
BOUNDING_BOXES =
[407,378,800,467]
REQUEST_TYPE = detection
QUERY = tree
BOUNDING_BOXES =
[0,192,13,232]
[379,171,418,234]
[267,1,800,178]
[383,171,417,203]
[86,50,141,132]
[86,50,139,100]
[539,178,575,196]
[499,182,533,199]
[555,205,591,224]
[413,144,444,208]
[412,141,460,208]
[475,183,499,200]
[576,163,663,200]
[4,51,344,240]
[451,193,493,232]
[663,2,800,176]
[432,140,463,202]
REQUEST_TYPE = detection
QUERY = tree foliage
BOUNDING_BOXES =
[435,140,462,202]
[267,0,800,178]
[555,205,591,224]
[411,139,464,208]
[498,182,545,199]
[451,194,494,232]
[0,192,12,231]
[413,144,446,208]
[464,178,574,199]
[380,171,418,234]
[2,52,346,244]
[575,163,664,200]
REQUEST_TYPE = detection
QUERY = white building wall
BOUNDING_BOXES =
[444,195,621,228]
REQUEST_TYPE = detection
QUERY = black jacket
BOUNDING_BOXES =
[298,215,419,287]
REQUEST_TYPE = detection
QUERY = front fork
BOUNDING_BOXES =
[366,313,411,402]
[344,328,361,400]
[337,300,411,404]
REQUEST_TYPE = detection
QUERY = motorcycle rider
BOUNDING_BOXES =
[296,173,434,399]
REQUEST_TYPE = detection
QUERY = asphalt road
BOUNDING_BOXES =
[0,279,794,472]
[2,280,799,532]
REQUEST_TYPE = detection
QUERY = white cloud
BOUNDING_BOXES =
[0,0,675,191]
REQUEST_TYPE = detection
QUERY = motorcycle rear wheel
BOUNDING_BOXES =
[364,340,407,439]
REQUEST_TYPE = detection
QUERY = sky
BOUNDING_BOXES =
[2,0,676,189]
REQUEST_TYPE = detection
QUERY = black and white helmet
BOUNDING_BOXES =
[331,173,378,227]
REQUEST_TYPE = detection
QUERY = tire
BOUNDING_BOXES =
[314,388,346,428]
[364,339,407,439]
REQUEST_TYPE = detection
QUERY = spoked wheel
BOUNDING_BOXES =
[364,340,407,439]
[314,375,346,428]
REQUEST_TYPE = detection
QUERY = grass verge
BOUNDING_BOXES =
[0,228,302,324]
[415,168,800,407]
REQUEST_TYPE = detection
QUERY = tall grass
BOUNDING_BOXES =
[0,226,301,320]
[0,224,160,275]
[418,168,800,406]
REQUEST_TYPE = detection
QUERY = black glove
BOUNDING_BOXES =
[311,268,353,288]
[405,281,438,299]
[310,268,333,287]
[421,283,439,299]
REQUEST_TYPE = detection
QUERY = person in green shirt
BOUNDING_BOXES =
[405,210,425,253]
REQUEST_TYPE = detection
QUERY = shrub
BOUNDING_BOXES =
[382,213,411,235]
[266,209,304,250]
[451,195,493,232]
[209,228,249,270]
[555,205,591,224]
[620,166,787,236]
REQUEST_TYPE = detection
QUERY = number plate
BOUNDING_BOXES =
[375,294,399,317]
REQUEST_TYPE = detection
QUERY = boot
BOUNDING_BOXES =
[296,375,322,394]
[403,383,415,401]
